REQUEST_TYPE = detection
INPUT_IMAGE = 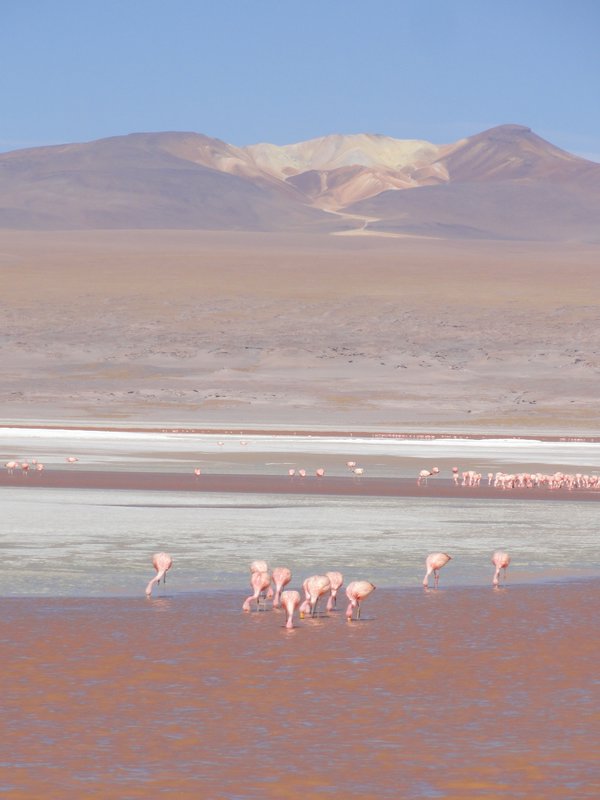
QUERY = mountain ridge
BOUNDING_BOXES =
[0,125,598,240]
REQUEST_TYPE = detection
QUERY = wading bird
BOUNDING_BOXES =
[145,552,173,597]
[271,567,292,608]
[280,590,301,629]
[326,571,344,611]
[492,551,511,586]
[242,570,271,612]
[299,575,331,618]
[423,552,452,588]
[345,581,376,621]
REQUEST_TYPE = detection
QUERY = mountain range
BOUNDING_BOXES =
[1,124,599,240]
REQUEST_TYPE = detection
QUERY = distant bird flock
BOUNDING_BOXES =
[4,449,598,492]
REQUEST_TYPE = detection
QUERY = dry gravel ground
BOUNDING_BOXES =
[1,230,598,433]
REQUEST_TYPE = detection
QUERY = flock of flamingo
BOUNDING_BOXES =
[4,456,79,475]
[144,550,511,628]
[5,449,596,493]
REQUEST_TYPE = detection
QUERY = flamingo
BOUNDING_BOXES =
[325,571,344,611]
[315,468,325,478]
[280,590,301,629]
[250,560,272,599]
[298,469,306,478]
[271,566,292,608]
[345,581,376,621]
[66,456,78,463]
[423,552,452,588]
[5,461,17,475]
[193,467,202,477]
[299,575,331,618]
[417,469,432,485]
[242,570,271,612]
[35,463,45,472]
[145,552,173,597]
[21,462,30,477]
[492,551,511,586]
[288,468,296,477]
[347,461,357,470]
[353,467,364,476]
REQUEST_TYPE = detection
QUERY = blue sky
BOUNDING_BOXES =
[2,0,599,159]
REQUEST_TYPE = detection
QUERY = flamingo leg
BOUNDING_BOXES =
[357,603,361,620]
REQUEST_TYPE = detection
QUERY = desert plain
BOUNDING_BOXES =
[1,228,599,434]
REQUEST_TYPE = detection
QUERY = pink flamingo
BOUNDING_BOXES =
[345,581,376,621]
[271,566,292,607]
[66,456,78,463]
[242,570,271,611]
[492,551,511,586]
[288,468,296,477]
[193,467,202,477]
[21,462,30,477]
[35,463,45,472]
[145,552,173,596]
[5,461,17,475]
[298,469,306,478]
[315,468,325,478]
[250,559,272,599]
[353,467,364,476]
[347,461,357,470]
[280,590,301,629]
[299,575,331,618]
[423,552,452,588]
[325,571,344,611]
[417,469,432,485]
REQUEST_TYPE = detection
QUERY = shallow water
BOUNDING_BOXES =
[2,584,598,799]
[2,428,599,798]
[2,487,599,595]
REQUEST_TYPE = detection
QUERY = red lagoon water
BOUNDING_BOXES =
[2,583,598,799]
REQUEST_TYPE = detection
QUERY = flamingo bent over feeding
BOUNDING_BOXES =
[271,566,292,608]
[492,551,510,586]
[299,575,331,618]
[423,552,452,588]
[242,570,271,612]
[280,590,301,629]
[345,581,376,620]
[325,571,344,611]
[145,552,173,596]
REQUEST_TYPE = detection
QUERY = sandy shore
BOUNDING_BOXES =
[2,583,598,798]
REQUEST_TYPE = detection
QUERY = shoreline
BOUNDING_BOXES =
[2,468,599,501]
[1,574,597,601]
[2,421,599,443]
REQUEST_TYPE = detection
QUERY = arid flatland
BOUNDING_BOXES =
[1,230,598,433]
